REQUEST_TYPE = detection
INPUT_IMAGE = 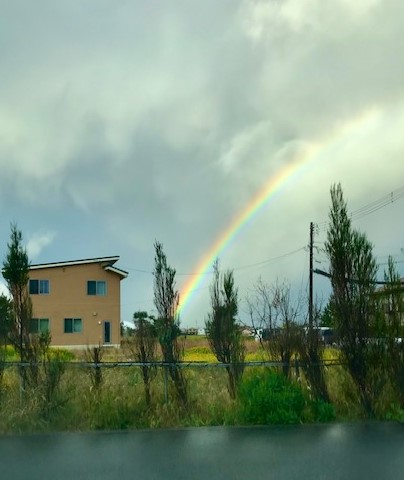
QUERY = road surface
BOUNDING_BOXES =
[0,422,403,480]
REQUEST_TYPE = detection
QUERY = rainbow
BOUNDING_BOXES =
[176,107,382,316]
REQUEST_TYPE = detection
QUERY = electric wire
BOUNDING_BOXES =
[124,246,305,276]
[316,184,404,232]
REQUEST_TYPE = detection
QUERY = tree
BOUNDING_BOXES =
[0,294,12,344]
[298,300,330,402]
[132,311,157,406]
[248,278,329,400]
[2,224,31,362]
[2,224,39,387]
[247,278,301,378]
[0,293,12,388]
[205,259,245,399]
[325,183,381,415]
[320,301,336,328]
[270,281,302,378]
[246,276,274,332]
[382,257,404,406]
[153,241,187,406]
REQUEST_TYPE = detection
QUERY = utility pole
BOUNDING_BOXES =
[309,222,314,328]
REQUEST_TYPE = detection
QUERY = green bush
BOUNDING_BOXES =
[310,399,336,422]
[385,403,404,422]
[2,345,19,361]
[237,369,306,425]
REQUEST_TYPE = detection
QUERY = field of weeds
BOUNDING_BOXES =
[0,337,402,434]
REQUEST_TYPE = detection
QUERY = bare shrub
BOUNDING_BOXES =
[130,311,157,406]
[298,303,329,402]
[247,279,301,378]
[86,345,104,390]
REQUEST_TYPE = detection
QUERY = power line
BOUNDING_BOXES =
[316,184,404,231]
[230,246,305,272]
[376,259,404,266]
[351,186,404,220]
[124,246,305,276]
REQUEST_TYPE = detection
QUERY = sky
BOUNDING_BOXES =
[1,0,404,328]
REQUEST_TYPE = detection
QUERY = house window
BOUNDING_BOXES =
[87,280,107,296]
[29,318,49,334]
[64,318,82,334]
[29,279,50,295]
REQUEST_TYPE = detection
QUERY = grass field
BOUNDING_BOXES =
[0,337,402,434]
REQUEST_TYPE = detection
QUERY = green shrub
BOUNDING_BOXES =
[3,345,19,361]
[90,395,135,430]
[237,368,306,425]
[310,399,336,422]
[385,403,404,422]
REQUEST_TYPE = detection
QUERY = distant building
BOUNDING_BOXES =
[182,328,198,336]
[28,256,128,348]
[241,327,254,336]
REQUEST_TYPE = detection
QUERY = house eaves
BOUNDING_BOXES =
[104,265,128,279]
[29,256,127,279]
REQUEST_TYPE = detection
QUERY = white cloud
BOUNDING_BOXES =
[0,0,403,325]
[219,121,271,173]
[240,0,381,42]
[27,231,56,260]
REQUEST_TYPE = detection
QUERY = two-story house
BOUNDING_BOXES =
[28,256,128,348]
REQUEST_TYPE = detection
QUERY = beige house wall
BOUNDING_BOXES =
[29,262,123,347]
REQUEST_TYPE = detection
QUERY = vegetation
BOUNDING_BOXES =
[0,185,403,433]
[35,332,66,417]
[0,294,12,389]
[247,279,302,378]
[153,241,188,406]
[130,311,157,405]
[237,368,306,424]
[236,368,334,424]
[0,338,402,434]
[2,224,42,388]
[86,344,104,390]
[381,257,404,407]
[3,226,31,361]
[205,260,245,399]
[326,184,384,415]
[298,306,330,403]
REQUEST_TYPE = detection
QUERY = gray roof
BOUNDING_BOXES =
[29,256,128,278]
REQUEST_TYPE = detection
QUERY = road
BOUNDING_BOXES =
[0,422,403,480]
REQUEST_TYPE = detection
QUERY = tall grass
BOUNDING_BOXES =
[0,363,236,433]
[0,341,402,433]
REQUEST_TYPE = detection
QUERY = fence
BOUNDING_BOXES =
[1,358,345,403]
[0,358,368,433]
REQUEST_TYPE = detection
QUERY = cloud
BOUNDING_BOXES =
[0,0,404,325]
[27,231,56,260]
[219,121,272,173]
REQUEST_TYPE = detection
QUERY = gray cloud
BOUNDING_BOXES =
[1,0,404,325]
